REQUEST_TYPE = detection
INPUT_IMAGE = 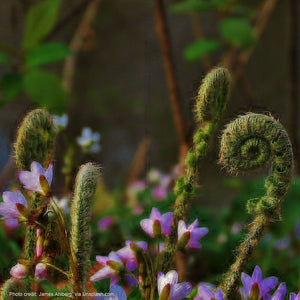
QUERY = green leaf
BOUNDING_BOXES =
[170,0,216,13]
[22,0,62,50]
[25,42,72,67]
[184,38,221,62]
[0,53,9,65]
[93,278,110,293]
[23,69,68,113]
[0,72,23,99]
[219,17,255,48]
[128,287,142,299]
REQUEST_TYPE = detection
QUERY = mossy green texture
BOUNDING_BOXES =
[70,163,99,291]
[218,114,293,299]
[162,67,231,272]
[15,108,56,170]
[0,278,29,299]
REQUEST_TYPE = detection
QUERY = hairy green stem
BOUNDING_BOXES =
[162,67,231,272]
[218,114,293,299]
[70,163,99,296]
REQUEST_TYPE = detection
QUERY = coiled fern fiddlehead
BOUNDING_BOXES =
[162,67,231,272]
[218,114,293,299]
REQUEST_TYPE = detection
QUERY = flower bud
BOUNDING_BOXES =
[10,263,28,279]
[36,228,43,258]
[35,263,47,280]
[249,282,260,300]
[39,175,51,197]
[177,231,190,250]
[159,283,171,300]
[153,219,162,238]
[107,260,125,272]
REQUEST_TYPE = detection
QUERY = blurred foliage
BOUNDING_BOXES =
[170,0,257,62]
[0,0,70,113]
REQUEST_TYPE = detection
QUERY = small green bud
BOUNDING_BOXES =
[249,283,260,300]
[153,220,162,238]
[107,261,125,272]
[177,231,190,250]
[39,175,51,197]
[159,284,171,300]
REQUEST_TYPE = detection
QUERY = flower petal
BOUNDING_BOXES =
[241,272,253,296]
[140,219,154,237]
[252,265,263,283]
[161,212,173,235]
[178,220,187,240]
[150,207,161,220]
[170,282,193,300]
[260,276,279,296]
[90,266,114,282]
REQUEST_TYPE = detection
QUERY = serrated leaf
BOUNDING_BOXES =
[219,17,255,48]
[25,42,71,67]
[22,0,62,50]
[0,53,9,65]
[0,72,23,99]
[184,38,221,62]
[23,69,68,113]
[170,0,216,13]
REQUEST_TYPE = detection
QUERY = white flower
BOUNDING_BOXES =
[77,127,101,153]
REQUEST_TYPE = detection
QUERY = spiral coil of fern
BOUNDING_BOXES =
[162,67,231,272]
[218,113,293,299]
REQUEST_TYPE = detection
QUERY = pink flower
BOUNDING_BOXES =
[98,216,113,230]
[10,263,28,279]
[116,241,147,271]
[140,208,173,238]
[240,265,278,298]
[157,270,192,300]
[0,190,27,221]
[195,284,223,300]
[18,161,53,196]
[152,185,167,200]
[90,252,124,285]
[35,263,47,280]
[36,228,43,258]
[178,219,208,249]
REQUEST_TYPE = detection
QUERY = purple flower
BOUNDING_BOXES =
[90,252,136,287]
[90,252,123,285]
[264,283,286,300]
[157,270,192,300]
[10,263,28,279]
[140,207,173,238]
[98,216,113,230]
[4,219,19,230]
[195,283,223,300]
[152,185,167,200]
[35,263,47,280]
[94,285,127,300]
[178,219,208,249]
[116,241,147,271]
[18,161,53,196]
[0,190,27,221]
[290,292,300,300]
[240,266,278,299]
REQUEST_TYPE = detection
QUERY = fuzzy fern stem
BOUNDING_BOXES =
[12,109,56,293]
[162,67,231,272]
[218,114,293,299]
[70,163,99,296]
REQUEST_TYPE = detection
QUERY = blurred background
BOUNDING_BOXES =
[0,0,300,295]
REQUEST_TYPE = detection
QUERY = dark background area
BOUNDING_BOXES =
[0,0,299,206]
